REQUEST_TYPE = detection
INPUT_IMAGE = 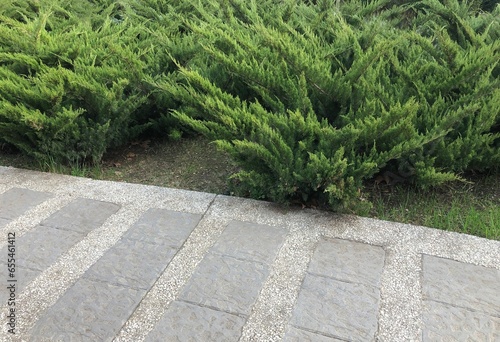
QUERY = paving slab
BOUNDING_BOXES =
[210,220,288,264]
[83,238,177,290]
[0,188,52,220]
[40,197,120,233]
[422,300,500,342]
[1,225,84,270]
[287,238,384,340]
[421,255,500,341]
[0,266,40,305]
[121,208,201,247]
[83,208,201,290]
[308,238,385,286]
[145,300,246,342]
[290,274,380,341]
[0,166,498,342]
[283,327,345,342]
[177,220,286,319]
[422,255,500,316]
[179,253,269,316]
[0,218,9,230]
[29,278,145,341]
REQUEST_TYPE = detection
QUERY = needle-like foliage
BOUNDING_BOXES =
[1,0,498,210]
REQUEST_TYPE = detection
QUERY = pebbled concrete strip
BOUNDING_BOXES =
[239,228,319,342]
[0,166,215,212]
[114,213,226,341]
[0,166,499,342]
[375,245,423,341]
[0,167,80,191]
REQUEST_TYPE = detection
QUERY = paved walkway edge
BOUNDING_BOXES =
[0,166,499,341]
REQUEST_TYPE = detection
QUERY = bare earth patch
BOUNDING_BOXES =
[100,135,239,194]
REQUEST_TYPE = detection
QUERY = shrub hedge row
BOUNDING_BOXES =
[1,0,499,209]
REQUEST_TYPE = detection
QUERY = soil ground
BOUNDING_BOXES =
[1,135,499,239]
[99,135,239,194]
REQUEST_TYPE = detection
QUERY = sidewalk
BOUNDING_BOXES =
[0,166,499,341]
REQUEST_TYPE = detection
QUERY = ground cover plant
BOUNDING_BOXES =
[0,0,188,164]
[0,0,156,164]
[157,0,500,210]
[1,0,499,217]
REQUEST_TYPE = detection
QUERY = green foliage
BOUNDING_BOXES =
[1,0,499,210]
[155,0,499,209]
[0,0,159,164]
[480,0,498,12]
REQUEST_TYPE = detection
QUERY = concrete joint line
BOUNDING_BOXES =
[425,297,500,318]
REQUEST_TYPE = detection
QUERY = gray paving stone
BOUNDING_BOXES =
[122,208,201,247]
[308,238,385,287]
[145,300,246,342]
[0,187,51,219]
[423,255,500,316]
[0,266,40,304]
[179,253,268,316]
[422,300,500,342]
[283,326,345,341]
[40,197,120,233]
[84,238,176,290]
[0,217,9,229]
[291,274,380,341]
[210,220,287,264]
[30,278,145,342]
[0,225,84,270]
